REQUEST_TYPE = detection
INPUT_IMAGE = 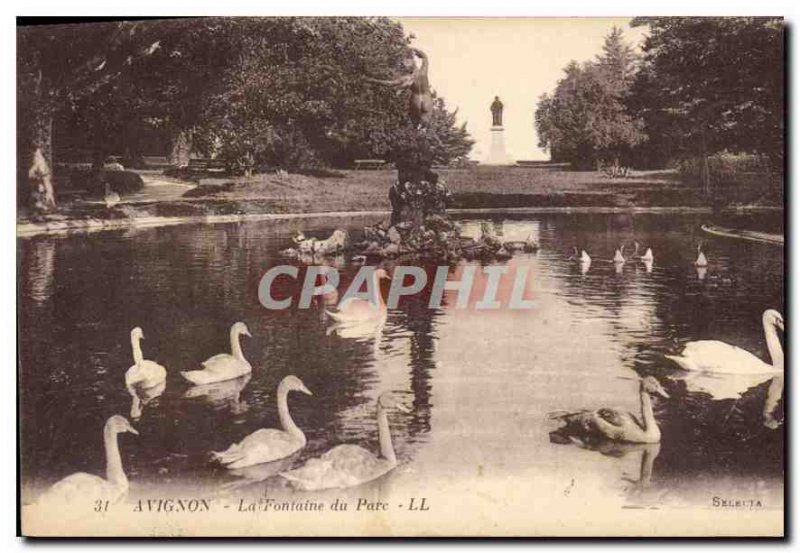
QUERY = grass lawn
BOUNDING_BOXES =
[182,165,723,211]
[21,164,781,228]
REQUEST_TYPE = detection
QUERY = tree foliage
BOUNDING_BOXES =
[534,28,644,169]
[534,18,784,179]
[18,17,475,206]
[630,17,784,170]
[191,17,473,172]
[17,20,163,208]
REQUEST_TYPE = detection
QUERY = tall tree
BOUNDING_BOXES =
[534,29,644,171]
[630,17,784,189]
[192,17,472,172]
[17,20,161,211]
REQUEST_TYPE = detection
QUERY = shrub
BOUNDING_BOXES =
[675,153,773,186]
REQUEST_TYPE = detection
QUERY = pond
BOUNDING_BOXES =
[18,210,784,529]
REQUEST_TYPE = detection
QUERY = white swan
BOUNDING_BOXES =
[569,247,591,264]
[569,247,591,274]
[666,309,783,375]
[104,182,121,209]
[124,327,167,415]
[694,244,708,267]
[673,371,776,401]
[212,375,312,469]
[280,392,410,490]
[612,244,626,264]
[36,416,138,505]
[549,376,669,444]
[631,242,654,262]
[181,322,252,385]
[325,269,390,323]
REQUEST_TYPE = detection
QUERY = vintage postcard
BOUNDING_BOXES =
[17,16,784,537]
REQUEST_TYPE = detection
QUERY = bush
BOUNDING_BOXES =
[76,170,145,195]
[675,153,773,186]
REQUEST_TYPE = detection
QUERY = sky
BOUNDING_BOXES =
[398,18,648,161]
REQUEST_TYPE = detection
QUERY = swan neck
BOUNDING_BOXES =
[277,385,304,442]
[230,328,245,360]
[104,427,127,489]
[639,385,657,434]
[372,272,386,310]
[639,443,660,485]
[377,404,396,465]
[131,334,144,365]
[763,316,784,370]
[130,393,142,419]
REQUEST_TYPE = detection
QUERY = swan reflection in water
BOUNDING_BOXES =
[184,373,252,414]
[549,435,667,508]
[696,265,708,281]
[128,379,167,420]
[616,442,667,507]
[219,454,301,494]
[762,375,784,429]
[326,316,386,359]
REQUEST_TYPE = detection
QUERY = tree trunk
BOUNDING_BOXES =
[700,129,711,196]
[25,108,57,212]
[244,151,254,178]
[169,129,192,167]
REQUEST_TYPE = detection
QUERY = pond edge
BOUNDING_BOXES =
[17,206,783,238]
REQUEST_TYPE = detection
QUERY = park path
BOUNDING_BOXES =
[123,172,196,203]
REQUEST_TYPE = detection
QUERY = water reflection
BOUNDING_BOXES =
[129,379,166,419]
[184,373,252,414]
[762,375,784,429]
[18,212,784,514]
[21,237,56,304]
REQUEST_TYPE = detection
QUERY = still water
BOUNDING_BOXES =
[18,211,784,515]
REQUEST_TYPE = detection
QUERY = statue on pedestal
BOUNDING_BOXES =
[491,96,504,127]
[366,48,433,128]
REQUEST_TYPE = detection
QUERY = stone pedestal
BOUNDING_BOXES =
[483,126,515,165]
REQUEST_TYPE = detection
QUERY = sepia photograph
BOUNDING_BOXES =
[15,13,785,537]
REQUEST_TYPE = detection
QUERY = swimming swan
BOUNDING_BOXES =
[325,269,390,323]
[665,309,784,375]
[569,247,591,264]
[632,242,654,262]
[104,183,121,209]
[612,244,626,264]
[181,322,252,385]
[212,375,312,469]
[36,415,138,505]
[548,376,669,444]
[280,392,410,490]
[124,327,167,417]
[694,244,708,267]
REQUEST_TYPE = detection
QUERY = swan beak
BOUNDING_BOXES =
[301,384,313,396]
[244,329,253,337]
[656,387,670,399]
[127,426,140,435]
[777,319,785,331]
[395,402,412,414]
